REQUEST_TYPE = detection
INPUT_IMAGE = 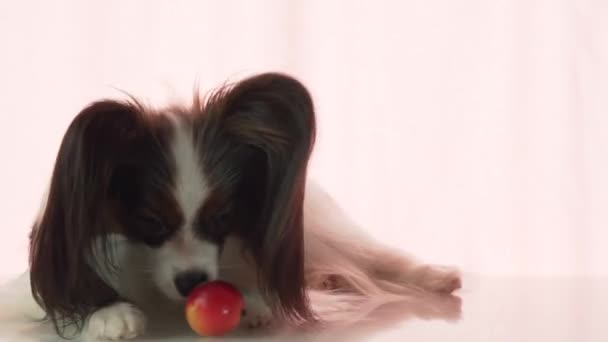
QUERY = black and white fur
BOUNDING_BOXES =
[22,73,461,341]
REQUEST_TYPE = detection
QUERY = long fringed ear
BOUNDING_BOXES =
[199,73,317,323]
[29,100,145,337]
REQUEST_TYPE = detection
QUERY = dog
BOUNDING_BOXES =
[25,72,461,341]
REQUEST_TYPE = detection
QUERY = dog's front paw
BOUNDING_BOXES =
[83,302,146,341]
[241,293,273,330]
[418,265,462,294]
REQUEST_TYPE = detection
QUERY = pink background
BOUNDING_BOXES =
[0,0,606,280]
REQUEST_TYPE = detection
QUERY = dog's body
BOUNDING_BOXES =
[23,73,461,341]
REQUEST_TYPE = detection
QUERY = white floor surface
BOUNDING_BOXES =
[0,275,606,342]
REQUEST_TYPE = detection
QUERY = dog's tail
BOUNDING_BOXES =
[303,181,461,326]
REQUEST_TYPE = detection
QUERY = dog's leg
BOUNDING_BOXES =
[82,302,147,341]
[218,237,275,330]
[371,249,462,294]
[304,180,461,296]
[307,242,461,295]
[240,291,273,329]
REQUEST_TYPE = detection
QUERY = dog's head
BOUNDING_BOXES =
[28,73,316,335]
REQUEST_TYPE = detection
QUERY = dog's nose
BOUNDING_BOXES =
[174,270,208,297]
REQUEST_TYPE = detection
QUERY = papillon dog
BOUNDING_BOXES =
[25,72,461,341]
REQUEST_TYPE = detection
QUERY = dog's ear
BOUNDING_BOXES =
[197,73,316,323]
[29,100,146,336]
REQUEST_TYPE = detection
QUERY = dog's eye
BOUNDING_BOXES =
[209,213,229,230]
[203,212,231,240]
[141,216,171,237]
[214,212,230,226]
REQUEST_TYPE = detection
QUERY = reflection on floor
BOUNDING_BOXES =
[1,275,607,341]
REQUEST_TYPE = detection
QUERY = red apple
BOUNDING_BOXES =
[185,280,244,336]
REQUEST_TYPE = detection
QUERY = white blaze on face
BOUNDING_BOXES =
[154,114,219,301]
[171,118,207,236]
